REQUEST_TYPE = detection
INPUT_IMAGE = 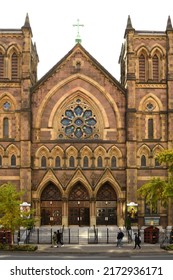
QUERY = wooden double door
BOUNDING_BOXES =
[69,206,90,226]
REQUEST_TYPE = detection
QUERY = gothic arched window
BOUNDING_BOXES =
[148,118,154,139]
[141,155,146,167]
[111,156,117,168]
[3,118,9,138]
[41,156,47,168]
[11,52,18,79]
[55,156,61,168]
[139,54,146,82]
[0,52,4,78]
[155,158,160,167]
[97,156,103,168]
[11,154,16,166]
[153,54,159,81]
[83,156,89,168]
[69,156,75,168]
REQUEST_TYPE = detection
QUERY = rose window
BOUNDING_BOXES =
[60,99,98,139]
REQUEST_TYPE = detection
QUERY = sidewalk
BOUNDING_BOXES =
[36,242,169,254]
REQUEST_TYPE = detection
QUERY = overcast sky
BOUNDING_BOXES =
[0,0,173,81]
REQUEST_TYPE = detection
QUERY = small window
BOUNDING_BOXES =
[69,156,75,168]
[11,52,18,80]
[141,155,146,167]
[3,118,9,138]
[41,156,47,168]
[0,155,2,166]
[155,158,160,167]
[145,201,157,214]
[148,118,154,139]
[111,156,117,168]
[97,156,102,168]
[83,156,89,168]
[55,156,61,168]
[11,154,16,166]
[139,54,146,82]
[0,52,4,78]
[153,54,159,81]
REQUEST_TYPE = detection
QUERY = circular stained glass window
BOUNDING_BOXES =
[61,99,98,139]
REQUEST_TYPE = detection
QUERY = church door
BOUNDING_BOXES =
[68,183,90,226]
[41,183,62,225]
[96,183,117,225]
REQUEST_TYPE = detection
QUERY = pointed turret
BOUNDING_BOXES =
[166,16,173,31]
[22,13,33,36]
[124,15,135,37]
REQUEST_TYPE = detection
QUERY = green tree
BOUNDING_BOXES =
[0,182,34,244]
[137,149,173,210]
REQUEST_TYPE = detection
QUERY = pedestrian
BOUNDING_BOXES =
[52,231,57,247]
[133,233,141,249]
[56,230,64,247]
[116,228,124,248]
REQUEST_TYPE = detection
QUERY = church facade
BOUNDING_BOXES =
[0,15,173,228]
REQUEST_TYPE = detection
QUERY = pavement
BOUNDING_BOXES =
[36,242,172,254]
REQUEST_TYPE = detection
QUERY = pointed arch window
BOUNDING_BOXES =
[155,158,160,167]
[97,156,103,168]
[153,54,159,81]
[111,156,117,168]
[139,54,146,82]
[141,155,146,167]
[69,156,75,168]
[83,156,89,168]
[0,52,4,78]
[11,52,18,80]
[148,118,154,139]
[11,154,16,166]
[55,156,61,168]
[3,118,9,138]
[41,156,47,168]
[0,155,2,166]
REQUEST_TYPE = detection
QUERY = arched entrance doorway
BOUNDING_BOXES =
[68,182,90,226]
[41,183,62,225]
[96,182,117,225]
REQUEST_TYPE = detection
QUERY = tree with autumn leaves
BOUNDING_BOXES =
[0,182,34,244]
[137,149,173,211]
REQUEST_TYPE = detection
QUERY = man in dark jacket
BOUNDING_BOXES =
[133,233,141,249]
[116,228,124,247]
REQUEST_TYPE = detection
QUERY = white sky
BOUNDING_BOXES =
[1,0,173,81]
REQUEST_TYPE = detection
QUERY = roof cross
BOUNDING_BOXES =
[73,19,84,44]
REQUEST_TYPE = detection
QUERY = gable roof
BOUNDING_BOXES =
[31,43,126,94]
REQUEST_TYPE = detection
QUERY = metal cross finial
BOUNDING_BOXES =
[73,19,84,44]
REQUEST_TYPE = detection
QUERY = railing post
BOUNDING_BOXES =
[50,228,52,244]
[69,228,70,244]
[107,228,109,244]
[37,228,39,244]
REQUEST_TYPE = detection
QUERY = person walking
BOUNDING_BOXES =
[116,228,124,248]
[52,231,57,247]
[56,230,64,247]
[133,233,141,249]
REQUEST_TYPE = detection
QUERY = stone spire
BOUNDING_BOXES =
[24,13,30,28]
[166,16,173,31]
[124,15,135,37]
[126,15,134,30]
[22,13,33,36]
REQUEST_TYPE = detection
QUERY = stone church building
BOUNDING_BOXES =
[0,15,173,228]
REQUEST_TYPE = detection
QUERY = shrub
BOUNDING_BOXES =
[0,243,38,251]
